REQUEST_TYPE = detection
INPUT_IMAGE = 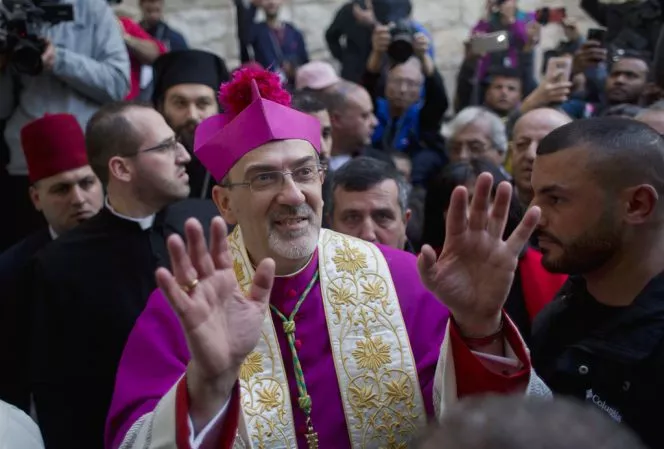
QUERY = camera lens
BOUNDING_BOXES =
[388,20,415,64]
[12,40,44,75]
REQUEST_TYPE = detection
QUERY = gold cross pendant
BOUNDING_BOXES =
[305,417,318,449]
[305,429,319,449]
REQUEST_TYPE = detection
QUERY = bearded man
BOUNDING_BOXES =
[152,50,230,199]
[106,67,547,449]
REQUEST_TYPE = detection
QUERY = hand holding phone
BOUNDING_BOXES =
[470,31,510,56]
[586,28,607,44]
[545,55,572,83]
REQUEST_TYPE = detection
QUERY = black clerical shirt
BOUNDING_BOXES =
[29,199,218,449]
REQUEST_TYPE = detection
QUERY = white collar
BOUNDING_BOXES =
[48,226,58,240]
[105,196,156,230]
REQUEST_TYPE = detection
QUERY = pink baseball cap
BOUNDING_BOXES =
[295,61,340,90]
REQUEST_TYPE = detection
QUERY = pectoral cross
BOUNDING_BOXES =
[305,429,319,449]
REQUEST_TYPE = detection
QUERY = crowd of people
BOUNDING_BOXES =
[1,0,664,447]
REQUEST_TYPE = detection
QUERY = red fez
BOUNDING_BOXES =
[21,113,89,183]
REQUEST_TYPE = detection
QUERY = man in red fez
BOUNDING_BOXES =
[23,114,104,238]
[0,113,103,414]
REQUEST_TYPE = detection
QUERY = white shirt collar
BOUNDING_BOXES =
[49,226,58,240]
[329,155,352,172]
[105,196,156,230]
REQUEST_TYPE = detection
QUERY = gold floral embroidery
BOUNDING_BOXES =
[361,280,384,302]
[329,283,356,306]
[385,376,412,406]
[332,240,368,274]
[233,259,246,284]
[256,383,281,411]
[239,351,263,382]
[352,336,392,371]
[348,384,379,410]
[319,230,426,449]
[229,226,298,449]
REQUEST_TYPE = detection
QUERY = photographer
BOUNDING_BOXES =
[362,23,447,187]
[0,0,130,251]
[325,0,433,83]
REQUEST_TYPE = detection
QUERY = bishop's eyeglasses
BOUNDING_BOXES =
[222,164,326,193]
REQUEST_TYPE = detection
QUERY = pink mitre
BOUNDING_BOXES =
[194,67,322,182]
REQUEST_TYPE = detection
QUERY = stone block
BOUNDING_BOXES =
[413,0,461,31]
[291,2,340,54]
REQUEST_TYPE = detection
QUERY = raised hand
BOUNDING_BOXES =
[156,217,275,430]
[352,0,376,27]
[417,173,540,337]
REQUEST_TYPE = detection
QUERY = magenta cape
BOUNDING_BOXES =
[105,244,449,449]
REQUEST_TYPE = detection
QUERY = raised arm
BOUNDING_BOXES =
[50,1,130,103]
[325,5,350,62]
[110,217,273,448]
[417,172,551,413]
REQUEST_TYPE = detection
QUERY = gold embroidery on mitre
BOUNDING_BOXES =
[228,227,298,449]
[318,229,426,449]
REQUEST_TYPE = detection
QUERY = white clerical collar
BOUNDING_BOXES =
[105,196,156,230]
[49,226,58,240]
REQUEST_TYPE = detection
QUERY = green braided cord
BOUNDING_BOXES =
[270,271,319,418]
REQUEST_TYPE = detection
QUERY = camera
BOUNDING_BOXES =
[388,19,415,64]
[0,0,73,75]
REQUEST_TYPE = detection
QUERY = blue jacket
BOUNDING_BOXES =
[240,5,309,70]
[372,97,422,151]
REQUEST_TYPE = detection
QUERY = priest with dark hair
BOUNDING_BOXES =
[27,102,219,449]
[152,50,230,199]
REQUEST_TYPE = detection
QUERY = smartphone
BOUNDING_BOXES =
[545,55,572,83]
[587,28,607,43]
[535,7,567,25]
[470,31,509,55]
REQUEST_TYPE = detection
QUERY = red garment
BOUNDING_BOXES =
[118,17,167,100]
[519,247,567,321]
[451,313,531,399]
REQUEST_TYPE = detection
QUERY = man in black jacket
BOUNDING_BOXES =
[0,114,103,412]
[528,117,664,448]
[29,102,218,449]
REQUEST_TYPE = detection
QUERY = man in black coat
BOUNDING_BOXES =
[29,102,218,449]
[528,117,664,449]
[0,114,103,411]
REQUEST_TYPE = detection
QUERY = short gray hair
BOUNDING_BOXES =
[325,156,410,218]
[444,106,508,154]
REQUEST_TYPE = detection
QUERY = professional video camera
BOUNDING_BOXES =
[0,0,73,75]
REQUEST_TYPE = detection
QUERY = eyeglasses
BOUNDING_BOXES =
[222,164,326,192]
[449,140,493,157]
[128,137,183,157]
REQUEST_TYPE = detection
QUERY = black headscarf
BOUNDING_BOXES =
[151,50,230,107]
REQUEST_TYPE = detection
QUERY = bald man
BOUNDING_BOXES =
[636,108,664,134]
[510,108,571,207]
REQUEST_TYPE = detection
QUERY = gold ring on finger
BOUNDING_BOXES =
[180,278,199,294]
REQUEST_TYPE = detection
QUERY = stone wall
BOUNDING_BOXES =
[119,0,599,101]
